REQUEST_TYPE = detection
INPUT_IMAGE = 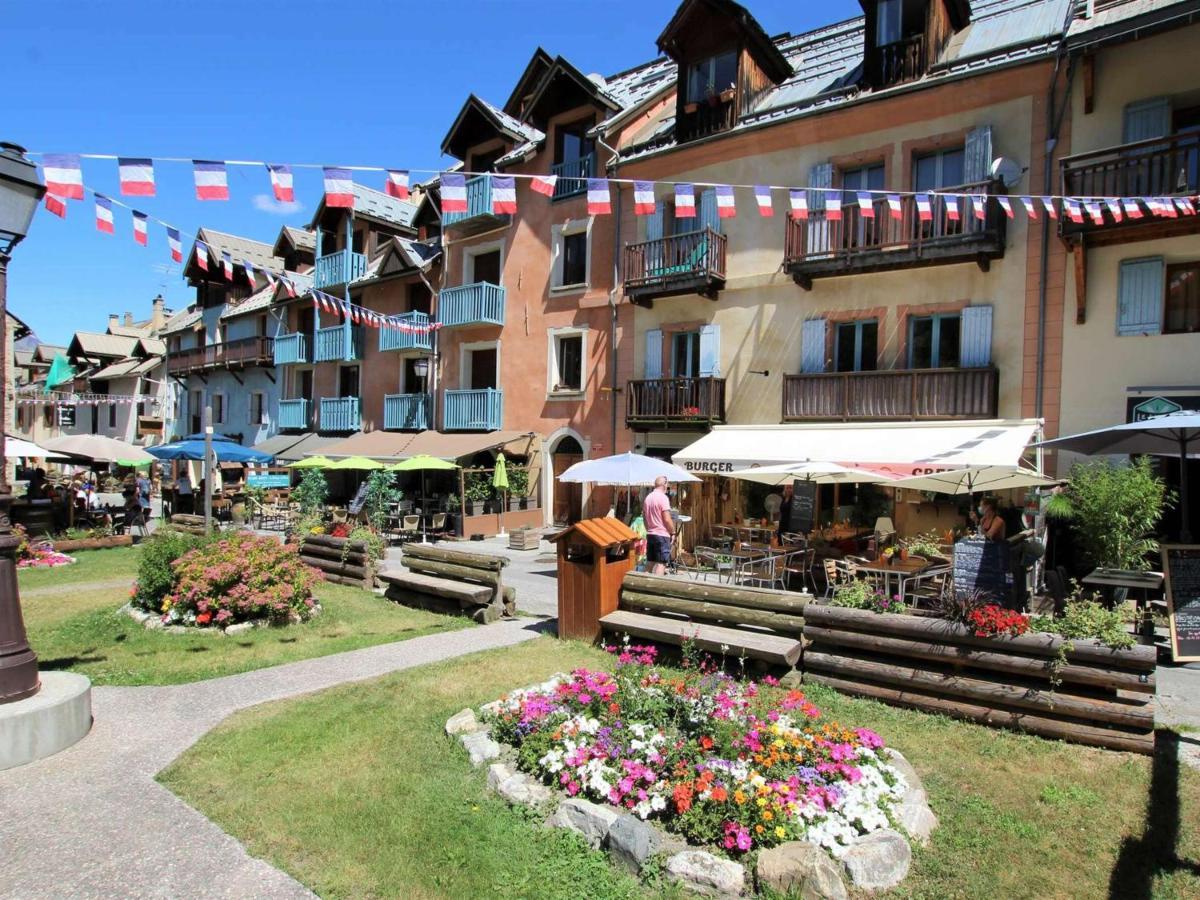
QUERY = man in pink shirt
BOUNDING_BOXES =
[643,475,675,575]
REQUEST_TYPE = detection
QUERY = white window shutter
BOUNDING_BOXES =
[959,305,994,367]
[698,324,720,376]
[1122,98,1171,143]
[964,124,993,185]
[801,319,827,374]
[1117,257,1165,335]
[644,329,663,379]
[550,225,563,287]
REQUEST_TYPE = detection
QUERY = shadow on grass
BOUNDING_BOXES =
[40,652,107,669]
[1108,730,1200,898]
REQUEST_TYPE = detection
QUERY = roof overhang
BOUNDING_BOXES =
[440,95,527,160]
[657,0,792,84]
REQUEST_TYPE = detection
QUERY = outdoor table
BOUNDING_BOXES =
[1082,567,1165,638]
[854,558,932,598]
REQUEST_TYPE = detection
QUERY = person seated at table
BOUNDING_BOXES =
[176,471,194,514]
[643,476,675,576]
[974,497,1007,542]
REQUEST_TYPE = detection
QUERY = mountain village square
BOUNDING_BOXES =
[3,0,1200,896]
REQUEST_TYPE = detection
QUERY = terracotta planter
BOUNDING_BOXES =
[51,535,134,553]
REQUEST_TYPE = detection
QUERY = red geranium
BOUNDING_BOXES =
[968,604,1029,638]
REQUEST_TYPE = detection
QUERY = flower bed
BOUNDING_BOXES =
[15,525,76,569]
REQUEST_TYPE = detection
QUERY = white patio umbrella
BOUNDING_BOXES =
[725,461,897,486]
[3,437,60,459]
[42,434,155,465]
[889,465,1059,496]
[557,451,700,486]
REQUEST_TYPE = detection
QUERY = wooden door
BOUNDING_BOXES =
[552,453,583,525]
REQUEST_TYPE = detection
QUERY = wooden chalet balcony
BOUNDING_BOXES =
[444,388,503,431]
[319,396,361,433]
[677,96,736,143]
[1060,131,1200,245]
[783,180,1007,288]
[443,174,510,235]
[782,367,998,422]
[167,337,274,375]
[626,377,726,431]
[623,228,727,305]
[550,152,594,199]
[278,399,311,431]
[875,34,926,86]
[313,248,367,290]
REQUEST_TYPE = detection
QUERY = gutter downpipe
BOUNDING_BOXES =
[598,134,621,458]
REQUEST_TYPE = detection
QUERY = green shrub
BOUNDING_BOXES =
[1029,595,1135,651]
[132,529,209,612]
[903,530,943,559]
[362,470,401,533]
[293,469,328,516]
[348,526,386,561]
[830,580,904,614]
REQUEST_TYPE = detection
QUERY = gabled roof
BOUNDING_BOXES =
[133,337,166,357]
[268,271,315,306]
[186,228,284,282]
[657,0,792,84]
[1066,0,1198,45]
[32,344,65,363]
[220,284,276,320]
[352,237,442,287]
[503,47,557,117]
[309,184,419,232]
[440,93,545,160]
[90,356,159,380]
[273,225,316,257]
[67,332,140,361]
[162,307,202,335]
[107,323,154,339]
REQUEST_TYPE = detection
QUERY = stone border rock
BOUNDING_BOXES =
[119,603,319,636]
[448,683,939,896]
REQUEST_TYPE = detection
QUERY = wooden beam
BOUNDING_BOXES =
[1082,54,1095,115]
[1074,243,1087,325]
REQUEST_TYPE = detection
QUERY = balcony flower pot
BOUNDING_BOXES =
[464,501,476,517]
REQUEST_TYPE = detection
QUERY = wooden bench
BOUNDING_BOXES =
[599,573,811,670]
[380,543,516,624]
[299,534,377,588]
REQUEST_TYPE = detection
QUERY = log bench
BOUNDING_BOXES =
[381,543,515,624]
[299,534,377,588]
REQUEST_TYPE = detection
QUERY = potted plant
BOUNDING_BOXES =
[508,467,530,511]
[464,473,490,516]
[446,494,461,535]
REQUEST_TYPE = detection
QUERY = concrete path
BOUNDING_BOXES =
[0,619,543,899]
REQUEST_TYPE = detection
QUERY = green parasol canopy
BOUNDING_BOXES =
[289,455,333,469]
[44,353,76,393]
[492,452,509,491]
[116,458,152,468]
[388,454,459,471]
[325,456,385,470]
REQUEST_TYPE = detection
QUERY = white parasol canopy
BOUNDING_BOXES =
[558,451,700,486]
[890,465,1059,495]
[41,434,156,464]
[725,461,896,486]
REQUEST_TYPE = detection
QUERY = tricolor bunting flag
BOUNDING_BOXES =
[195,241,209,271]
[267,164,294,202]
[324,168,355,208]
[44,193,67,218]
[192,160,229,201]
[1041,197,1059,220]
[491,176,517,214]
[972,195,987,221]
[1020,197,1038,219]
[441,173,467,213]
[221,251,234,281]
[916,193,932,221]
[715,184,736,218]
[857,192,874,217]
[385,170,410,200]
[997,196,1014,219]
[1175,197,1195,216]
[311,294,320,309]
[1123,198,1143,219]
[586,179,611,215]
[282,277,296,298]
[887,195,902,219]
[319,293,332,313]
[132,210,148,245]
[42,154,84,200]
[1084,201,1105,225]
[944,195,959,222]
[789,190,807,219]
[244,260,257,289]
[825,191,842,221]
[118,158,155,196]
[633,181,655,215]
[1063,199,1084,223]
[1159,197,1178,218]
[166,227,182,263]
[754,185,773,216]
[94,194,114,233]
[531,174,557,196]
[263,269,276,288]
[1105,199,1123,222]
[674,183,695,217]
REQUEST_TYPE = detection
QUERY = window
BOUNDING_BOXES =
[551,220,590,291]
[909,314,962,368]
[834,321,878,372]
[408,283,432,314]
[555,117,596,167]
[468,247,502,285]
[108,402,117,429]
[352,229,365,254]
[549,330,586,394]
[320,229,338,254]
[913,148,966,191]
[1118,257,1166,335]
[462,343,499,390]
[876,0,903,45]
[249,392,266,425]
[339,365,360,398]
[686,51,737,103]
[1166,262,1200,334]
[257,314,268,337]
[375,230,394,254]
[470,148,503,173]
[211,393,225,425]
[672,331,702,377]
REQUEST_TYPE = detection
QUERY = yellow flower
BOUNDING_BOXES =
[733,790,747,805]
[756,797,767,808]
[775,826,786,839]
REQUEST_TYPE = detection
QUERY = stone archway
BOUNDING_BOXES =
[546,430,587,526]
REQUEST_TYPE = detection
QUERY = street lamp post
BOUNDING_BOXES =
[414,356,431,429]
[0,142,47,703]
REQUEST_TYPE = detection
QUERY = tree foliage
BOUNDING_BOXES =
[293,469,329,516]
[362,470,402,533]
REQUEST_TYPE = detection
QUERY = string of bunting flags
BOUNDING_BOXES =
[17,392,162,408]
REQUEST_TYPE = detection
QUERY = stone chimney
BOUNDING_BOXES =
[124,312,134,327]
[151,295,165,330]
[108,314,119,331]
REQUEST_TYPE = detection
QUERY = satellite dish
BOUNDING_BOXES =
[990,156,1025,188]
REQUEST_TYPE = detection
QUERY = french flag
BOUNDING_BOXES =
[1158,197,1178,218]
[282,277,295,298]
[491,176,517,214]
[825,191,842,221]
[789,190,807,219]
[1123,198,1143,219]
[856,192,874,218]
[1064,199,1084,223]
[754,185,773,217]
[1020,197,1038,219]
[1105,199,1123,222]
[1175,197,1195,216]
[263,269,276,288]
[94,193,114,233]
[674,183,695,218]
[1041,197,1059,220]
[192,160,229,201]
[997,196,1014,219]
[944,195,959,222]
[132,210,148,245]
[587,179,611,215]
[195,240,209,271]
[1085,200,1105,225]
[887,195,902,219]
[441,173,467,213]
[323,167,354,208]
[42,154,84,200]
[244,260,257,289]
[972,195,987,221]
[531,174,557,196]
[633,181,655,215]
[715,184,735,218]
[319,293,333,313]
[386,169,410,200]
[221,251,234,281]
[267,164,294,202]
[166,227,182,263]
[916,193,932,221]
[44,192,67,218]
[118,158,155,196]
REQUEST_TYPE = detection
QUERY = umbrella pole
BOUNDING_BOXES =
[203,405,213,533]
[1180,435,1193,543]
[421,471,428,544]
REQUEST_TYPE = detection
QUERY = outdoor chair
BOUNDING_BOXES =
[429,513,448,538]
[738,552,787,591]
[709,525,735,550]
[903,565,952,610]
[780,532,807,547]
[401,514,421,542]
[686,546,732,582]
[784,547,818,594]
[822,558,856,599]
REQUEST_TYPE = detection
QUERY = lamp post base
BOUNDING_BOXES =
[0,487,39,703]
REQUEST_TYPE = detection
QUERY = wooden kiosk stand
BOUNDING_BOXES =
[550,518,638,641]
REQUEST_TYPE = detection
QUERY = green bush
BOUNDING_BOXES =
[348,526,386,561]
[830,580,904,614]
[131,529,210,612]
[293,469,329,516]
[1030,594,1135,650]
[362,470,401,533]
[507,466,530,497]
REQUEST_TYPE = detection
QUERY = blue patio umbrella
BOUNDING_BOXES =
[146,439,273,464]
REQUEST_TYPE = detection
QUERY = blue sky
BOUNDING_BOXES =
[6,0,860,346]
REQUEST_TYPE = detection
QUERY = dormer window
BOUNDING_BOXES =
[685,51,737,104]
[876,0,902,45]
[863,0,971,88]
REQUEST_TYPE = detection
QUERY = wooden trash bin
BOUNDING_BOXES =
[550,518,638,642]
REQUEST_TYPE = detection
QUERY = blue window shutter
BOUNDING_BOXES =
[644,328,663,379]
[647,201,664,242]
[699,189,720,234]
[1117,257,1164,335]
[807,163,833,257]
[964,125,993,185]
[801,318,827,374]
[698,324,720,376]
[959,305,994,367]
[807,162,832,211]
[1123,98,1171,143]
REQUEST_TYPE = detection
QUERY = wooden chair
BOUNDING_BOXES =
[903,565,952,610]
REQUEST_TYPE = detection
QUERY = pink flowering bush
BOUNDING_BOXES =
[160,533,323,627]
[13,524,75,569]
[484,637,905,857]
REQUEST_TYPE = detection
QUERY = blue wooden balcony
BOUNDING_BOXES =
[379,311,432,353]
[278,398,311,431]
[314,325,363,362]
[384,393,430,431]
[444,388,503,431]
[551,152,595,199]
[274,332,309,366]
[319,396,360,432]
[313,248,368,289]
[437,282,506,328]
[442,174,509,234]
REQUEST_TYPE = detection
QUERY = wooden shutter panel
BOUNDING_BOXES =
[699,188,720,234]
[959,305,994,367]
[800,318,827,374]
[1117,257,1165,336]
[1122,98,1171,143]
[698,324,720,376]
[647,201,664,242]
[964,125,993,184]
[644,328,663,379]
[807,163,833,256]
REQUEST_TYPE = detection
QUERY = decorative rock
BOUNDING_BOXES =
[459,729,500,767]
[224,622,254,636]
[841,829,911,892]
[665,850,745,897]
[547,798,621,849]
[606,814,661,873]
[894,798,938,847]
[487,763,553,808]
[143,617,163,630]
[883,748,926,804]
[120,603,153,625]
[445,708,480,735]
[756,842,847,900]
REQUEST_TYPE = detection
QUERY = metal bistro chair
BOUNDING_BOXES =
[739,552,787,591]
[401,514,421,542]
[429,513,448,539]
[822,558,856,599]
[903,565,952,611]
[686,546,732,583]
[709,525,735,552]
[784,547,818,594]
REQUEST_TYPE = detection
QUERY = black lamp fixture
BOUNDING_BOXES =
[413,356,430,380]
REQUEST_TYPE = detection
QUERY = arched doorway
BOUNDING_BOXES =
[550,435,584,525]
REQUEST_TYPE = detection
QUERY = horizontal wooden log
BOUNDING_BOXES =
[803,626,1155,695]
[302,534,372,553]
[378,570,493,605]
[404,543,507,571]
[51,535,134,552]
[803,604,1156,672]
[301,555,371,580]
[803,651,1154,731]
[404,557,501,588]
[601,609,802,667]
[622,573,810,615]
[502,585,516,617]
[620,590,805,635]
[386,587,461,617]
[171,514,206,526]
[298,542,371,565]
[804,672,1154,755]
[322,572,372,588]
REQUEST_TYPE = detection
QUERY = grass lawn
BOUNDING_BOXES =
[19,546,468,687]
[161,637,1200,899]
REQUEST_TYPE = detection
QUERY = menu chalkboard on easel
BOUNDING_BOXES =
[788,480,817,534]
[1163,544,1200,662]
[348,482,369,516]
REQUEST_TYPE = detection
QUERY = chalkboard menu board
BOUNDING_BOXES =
[347,482,369,516]
[953,536,1012,605]
[1163,545,1200,662]
[788,480,817,534]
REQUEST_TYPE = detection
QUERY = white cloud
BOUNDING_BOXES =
[252,193,304,215]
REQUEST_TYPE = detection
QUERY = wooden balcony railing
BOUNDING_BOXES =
[319,396,361,433]
[623,228,728,303]
[550,153,595,199]
[875,34,926,86]
[444,388,503,431]
[273,332,309,365]
[278,398,311,431]
[313,248,367,289]
[677,97,736,143]
[167,336,274,374]
[783,180,1006,287]
[626,377,726,430]
[782,367,999,422]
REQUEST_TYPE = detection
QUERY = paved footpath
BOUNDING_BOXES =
[0,619,542,899]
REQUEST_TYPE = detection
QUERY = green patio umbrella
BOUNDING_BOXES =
[492,452,510,535]
[325,456,385,470]
[388,455,460,543]
[43,353,76,393]
[289,456,333,469]
[116,458,152,468]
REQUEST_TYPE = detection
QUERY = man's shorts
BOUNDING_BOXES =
[646,534,672,564]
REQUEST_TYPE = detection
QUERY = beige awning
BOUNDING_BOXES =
[317,431,418,461]
[316,430,537,463]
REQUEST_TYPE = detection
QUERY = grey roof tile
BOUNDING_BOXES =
[350,184,419,229]
[162,307,202,335]
[198,229,285,273]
